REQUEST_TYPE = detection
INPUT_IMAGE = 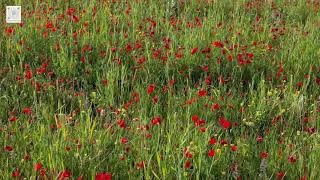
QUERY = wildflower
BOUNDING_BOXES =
[23,107,32,115]
[24,70,33,80]
[198,89,207,97]
[257,136,263,142]
[8,116,17,122]
[34,163,42,171]
[209,138,217,145]
[12,169,20,177]
[276,172,285,179]
[95,172,112,180]
[185,160,191,169]
[260,152,269,159]
[136,161,145,169]
[147,84,156,94]
[6,27,14,35]
[191,47,198,55]
[219,117,231,129]
[212,41,224,48]
[58,169,72,180]
[4,145,13,152]
[211,103,220,111]
[231,146,238,151]
[288,155,297,164]
[151,116,161,125]
[121,138,128,144]
[208,150,215,157]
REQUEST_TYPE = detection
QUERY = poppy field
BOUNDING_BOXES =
[1,0,320,179]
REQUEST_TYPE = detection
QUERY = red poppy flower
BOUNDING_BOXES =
[260,152,269,159]
[95,172,112,180]
[147,84,156,94]
[276,172,285,179]
[8,116,17,122]
[185,160,191,169]
[209,138,217,145]
[40,169,46,176]
[24,70,33,80]
[151,116,161,125]
[6,27,14,35]
[184,148,193,158]
[23,107,32,115]
[12,169,20,177]
[198,89,207,97]
[212,41,224,48]
[191,47,198,55]
[117,119,126,128]
[152,95,158,104]
[4,145,13,152]
[211,103,220,111]
[126,43,133,51]
[58,170,72,180]
[256,136,263,142]
[219,117,231,129]
[136,161,145,169]
[192,115,199,122]
[67,8,76,15]
[34,163,42,171]
[231,145,238,151]
[121,138,128,144]
[208,150,215,157]
[288,155,297,163]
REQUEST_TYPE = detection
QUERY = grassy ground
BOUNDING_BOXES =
[1,0,320,179]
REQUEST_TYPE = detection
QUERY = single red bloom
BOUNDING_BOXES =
[208,149,215,157]
[151,116,161,125]
[288,155,297,163]
[67,8,76,15]
[257,136,263,143]
[219,117,231,129]
[147,84,156,94]
[192,115,199,122]
[198,89,207,97]
[185,160,191,169]
[136,161,145,169]
[260,152,269,159]
[297,82,303,88]
[184,148,193,158]
[195,119,206,127]
[95,172,112,180]
[117,119,126,128]
[24,70,33,80]
[191,47,198,55]
[4,145,13,152]
[211,103,220,111]
[34,163,42,171]
[212,41,224,48]
[12,169,20,177]
[126,43,133,51]
[23,107,32,115]
[40,168,46,176]
[231,145,238,151]
[276,172,285,179]
[8,116,17,122]
[152,95,158,104]
[209,138,217,145]
[58,170,72,180]
[121,137,128,144]
[6,27,14,35]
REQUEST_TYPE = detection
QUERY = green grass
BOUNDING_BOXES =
[1,0,320,179]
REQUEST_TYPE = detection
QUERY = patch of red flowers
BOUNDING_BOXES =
[219,117,231,129]
[95,172,112,180]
